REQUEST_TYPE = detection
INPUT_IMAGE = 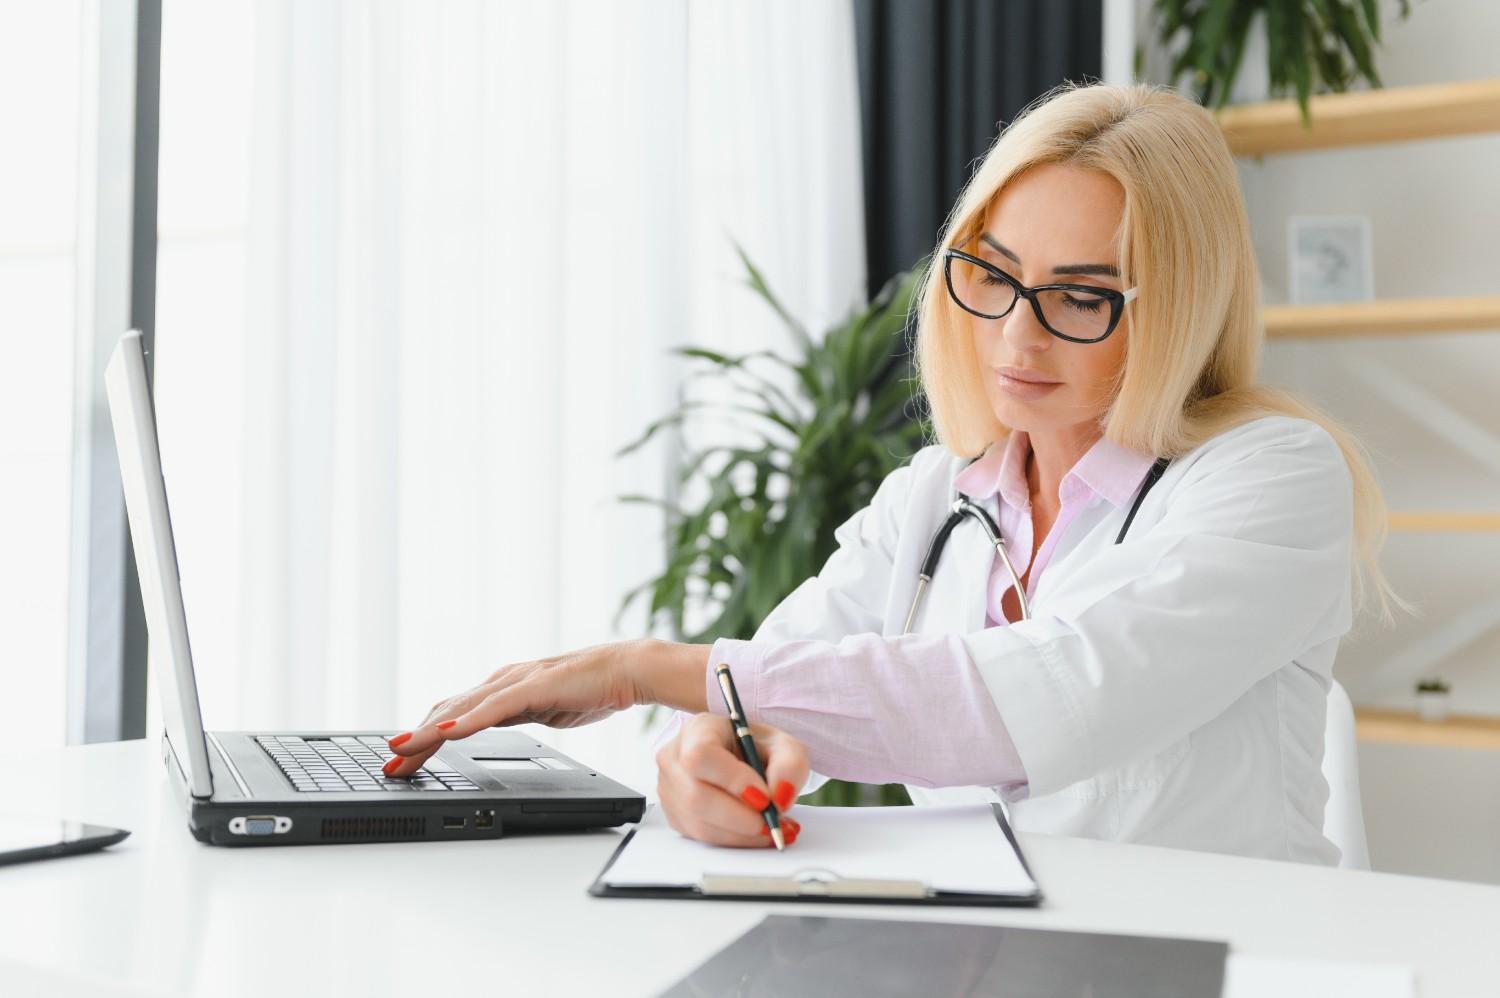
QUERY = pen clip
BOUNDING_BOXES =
[714,664,746,725]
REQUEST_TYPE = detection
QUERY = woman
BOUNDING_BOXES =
[385,81,1407,864]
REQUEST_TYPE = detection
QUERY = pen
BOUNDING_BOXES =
[713,662,786,851]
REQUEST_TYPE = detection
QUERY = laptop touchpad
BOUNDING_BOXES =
[475,758,542,771]
[472,757,574,772]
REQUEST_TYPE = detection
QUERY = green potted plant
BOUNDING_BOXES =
[1137,0,1414,125]
[1415,677,1451,722]
[614,244,930,806]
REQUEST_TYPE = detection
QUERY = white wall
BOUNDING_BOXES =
[1130,0,1500,883]
[1359,740,1500,884]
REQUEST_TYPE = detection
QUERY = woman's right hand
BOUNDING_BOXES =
[655,713,810,847]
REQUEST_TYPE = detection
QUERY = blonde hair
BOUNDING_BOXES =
[912,80,1411,627]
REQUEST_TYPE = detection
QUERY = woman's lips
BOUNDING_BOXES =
[996,367,1062,400]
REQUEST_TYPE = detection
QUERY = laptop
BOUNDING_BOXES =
[105,329,646,846]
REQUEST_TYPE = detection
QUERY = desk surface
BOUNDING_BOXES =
[1,740,1496,997]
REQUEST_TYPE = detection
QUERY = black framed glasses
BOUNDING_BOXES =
[943,247,1137,344]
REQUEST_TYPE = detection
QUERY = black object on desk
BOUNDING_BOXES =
[657,913,1228,998]
[0,814,130,868]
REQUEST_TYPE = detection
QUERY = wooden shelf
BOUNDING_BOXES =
[1389,512,1500,533]
[1355,707,1500,751]
[1264,296,1500,340]
[1218,78,1500,155]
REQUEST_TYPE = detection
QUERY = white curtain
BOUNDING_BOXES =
[153,0,866,795]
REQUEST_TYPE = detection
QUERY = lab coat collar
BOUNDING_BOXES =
[952,428,1157,510]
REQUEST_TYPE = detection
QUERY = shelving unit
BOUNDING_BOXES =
[1221,79,1500,352]
[1264,295,1500,341]
[1355,707,1500,752]
[1216,80,1500,539]
[1387,512,1500,533]
[1216,78,1500,155]
[1218,80,1500,745]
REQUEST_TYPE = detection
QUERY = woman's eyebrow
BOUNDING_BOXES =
[980,232,1120,278]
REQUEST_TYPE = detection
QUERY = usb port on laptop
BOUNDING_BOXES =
[442,816,465,830]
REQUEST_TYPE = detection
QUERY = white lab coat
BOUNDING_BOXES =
[749,414,1352,866]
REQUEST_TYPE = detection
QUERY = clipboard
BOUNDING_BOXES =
[588,802,1043,908]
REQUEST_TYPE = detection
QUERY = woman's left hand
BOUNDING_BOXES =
[382,637,706,777]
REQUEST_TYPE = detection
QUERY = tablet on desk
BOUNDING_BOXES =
[0,814,129,868]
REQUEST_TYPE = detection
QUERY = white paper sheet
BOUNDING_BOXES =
[600,803,1037,896]
[1223,954,1415,998]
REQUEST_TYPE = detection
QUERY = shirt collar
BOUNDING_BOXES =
[952,430,1157,510]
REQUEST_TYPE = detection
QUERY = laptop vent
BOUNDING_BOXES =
[320,816,426,842]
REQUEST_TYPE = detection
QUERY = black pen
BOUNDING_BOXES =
[713,662,785,851]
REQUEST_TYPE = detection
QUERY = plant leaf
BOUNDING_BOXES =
[613,401,713,458]
[1332,0,1381,88]
[729,237,811,352]
[1213,3,1261,109]
[1282,0,1313,125]
[1359,0,1381,44]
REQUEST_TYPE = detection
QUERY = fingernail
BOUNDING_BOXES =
[785,823,799,845]
[783,817,800,834]
[758,825,770,837]
[382,756,402,776]
[387,731,412,749]
[436,719,457,731]
[773,780,795,812]
[740,786,770,810]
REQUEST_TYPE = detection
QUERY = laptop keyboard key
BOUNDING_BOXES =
[260,735,486,797]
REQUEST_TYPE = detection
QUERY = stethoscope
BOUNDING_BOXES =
[902,454,1172,632]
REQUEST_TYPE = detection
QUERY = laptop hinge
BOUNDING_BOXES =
[205,732,253,799]
[162,731,214,801]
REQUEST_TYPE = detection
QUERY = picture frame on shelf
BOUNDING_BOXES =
[1288,215,1374,305]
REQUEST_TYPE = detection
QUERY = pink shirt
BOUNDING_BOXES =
[655,430,1158,796]
[956,429,1161,627]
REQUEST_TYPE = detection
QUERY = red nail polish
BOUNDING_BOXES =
[773,780,795,812]
[783,817,800,834]
[387,731,413,749]
[740,786,770,810]
[784,824,799,845]
[758,825,770,837]
[436,719,457,731]
[382,757,402,776]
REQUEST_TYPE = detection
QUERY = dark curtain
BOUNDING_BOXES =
[854,0,1105,301]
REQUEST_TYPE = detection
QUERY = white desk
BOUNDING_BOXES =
[1,740,1496,997]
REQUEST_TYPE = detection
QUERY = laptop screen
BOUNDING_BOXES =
[105,330,215,799]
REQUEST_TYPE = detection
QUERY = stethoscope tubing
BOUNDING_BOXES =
[903,455,1171,633]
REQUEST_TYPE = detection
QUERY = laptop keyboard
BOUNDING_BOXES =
[255,735,482,793]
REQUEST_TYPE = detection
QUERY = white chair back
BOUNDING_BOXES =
[1322,677,1370,870]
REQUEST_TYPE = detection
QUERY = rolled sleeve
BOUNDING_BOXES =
[703,636,770,719]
